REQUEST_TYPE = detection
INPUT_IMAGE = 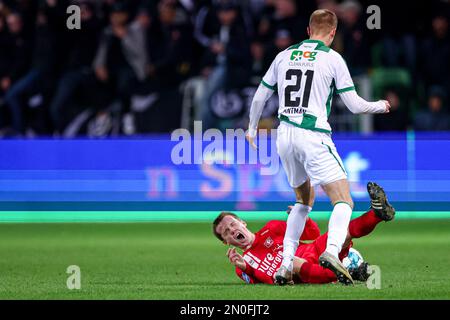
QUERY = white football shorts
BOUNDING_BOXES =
[276,121,347,188]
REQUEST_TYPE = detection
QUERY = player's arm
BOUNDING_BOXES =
[339,90,390,114]
[246,59,277,148]
[334,55,390,114]
[227,247,246,271]
[229,249,266,284]
[235,267,259,284]
[247,84,274,142]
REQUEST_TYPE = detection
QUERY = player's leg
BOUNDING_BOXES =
[293,181,315,207]
[318,179,354,284]
[283,182,315,260]
[275,179,315,285]
[340,207,381,283]
[292,257,337,284]
[340,208,383,251]
[303,231,353,285]
[274,124,314,285]
[322,178,354,256]
[280,180,315,266]
[340,182,396,282]
[343,182,396,247]
[367,182,396,221]
[304,133,354,284]
[283,180,315,262]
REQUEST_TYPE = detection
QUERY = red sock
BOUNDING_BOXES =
[299,262,337,284]
[348,209,382,238]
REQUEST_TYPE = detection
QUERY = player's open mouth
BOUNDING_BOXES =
[236,232,245,241]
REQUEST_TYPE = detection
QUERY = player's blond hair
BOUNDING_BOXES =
[309,9,338,36]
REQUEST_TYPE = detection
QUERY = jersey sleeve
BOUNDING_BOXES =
[265,220,287,237]
[247,84,275,138]
[300,217,321,241]
[240,262,274,284]
[333,54,355,94]
[261,57,277,91]
[235,266,258,284]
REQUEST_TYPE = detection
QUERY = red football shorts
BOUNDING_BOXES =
[295,232,352,263]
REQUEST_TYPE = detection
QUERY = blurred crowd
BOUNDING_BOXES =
[0,0,449,137]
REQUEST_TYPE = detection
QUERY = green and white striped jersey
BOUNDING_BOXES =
[261,39,356,134]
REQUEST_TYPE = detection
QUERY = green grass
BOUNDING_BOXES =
[0,219,449,299]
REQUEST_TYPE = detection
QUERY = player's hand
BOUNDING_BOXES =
[245,132,258,150]
[227,247,246,271]
[381,100,391,113]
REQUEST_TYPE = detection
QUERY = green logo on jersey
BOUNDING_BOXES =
[290,50,317,61]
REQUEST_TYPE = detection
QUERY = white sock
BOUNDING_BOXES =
[281,203,312,270]
[326,202,352,258]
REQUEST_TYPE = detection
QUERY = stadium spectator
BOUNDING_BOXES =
[194,0,253,48]
[197,0,251,129]
[374,88,410,131]
[0,14,9,129]
[413,86,450,131]
[1,11,31,90]
[0,11,31,133]
[379,1,419,73]
[0,0,39,39]
[335,0,370,75]
[138,0,193,133]
[0,0,448,136]
[147,0,193,88]
[419,15,450,94]
[249,39,266,86]
[4,2,65,135]
[264,28,293,64]
[257,0,307,44]
[93,1,148,132]
[49,1,101,134]
[247,28,293,87]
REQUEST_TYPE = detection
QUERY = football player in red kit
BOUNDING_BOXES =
[213,182,395,285]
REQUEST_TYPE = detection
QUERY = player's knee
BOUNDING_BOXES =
[346,199,354,209]
[294,182,314,207]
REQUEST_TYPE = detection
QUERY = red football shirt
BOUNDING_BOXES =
[235,218,321,284]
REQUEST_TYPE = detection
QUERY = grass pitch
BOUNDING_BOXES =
[0,219,449,299]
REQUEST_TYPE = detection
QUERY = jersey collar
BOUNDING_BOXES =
[302,39,327,47]
[288,39,330,51]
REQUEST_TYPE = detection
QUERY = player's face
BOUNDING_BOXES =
[216,216,253,249]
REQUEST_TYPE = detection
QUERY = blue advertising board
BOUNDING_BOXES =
[0,132,449,214]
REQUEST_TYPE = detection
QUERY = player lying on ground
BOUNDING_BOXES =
[213,182,395,285]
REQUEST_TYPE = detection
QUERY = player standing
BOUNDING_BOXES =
[245,9,391,285]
